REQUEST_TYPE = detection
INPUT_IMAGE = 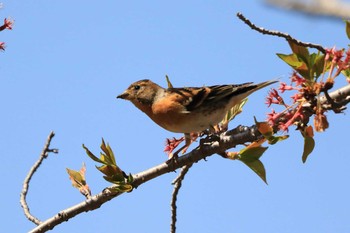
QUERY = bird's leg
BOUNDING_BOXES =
[210,124,221,133]
[180,132,199,154]
[210,123,230,135]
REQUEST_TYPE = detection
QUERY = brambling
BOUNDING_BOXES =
[117,79,277,158]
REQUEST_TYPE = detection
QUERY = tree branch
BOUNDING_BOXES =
[170,164,193,233]
[236,12,326,53]
[28,84,350,233]
[28,124,263,233]
[265,0,350,19]
[320,84,350,110]
[20,131,58,225]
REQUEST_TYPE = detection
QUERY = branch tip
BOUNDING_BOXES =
[236,12,326,53]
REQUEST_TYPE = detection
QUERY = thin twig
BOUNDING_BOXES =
[20,131,58,225]
[236,12,327,54]
[170,164,193,233]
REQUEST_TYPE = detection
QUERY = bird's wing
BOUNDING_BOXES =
[191,83,255,110]
[206,82,255,101]
[164,87,210,113]
[165,82,255,112]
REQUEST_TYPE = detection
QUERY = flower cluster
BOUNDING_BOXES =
[325,47,350,83]
[266,72,308,132]
[0,18,14,50]
[266,45,350,134]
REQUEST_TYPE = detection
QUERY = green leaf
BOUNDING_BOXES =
[242,159,267,184]
[221,98,248,126]
[302,136,315,163]
[100,139,116,165]
[239,146,267,162]
[312,53,325,79]
[278,52,315,80]
[66,168,85,188]
[96,164,119,177]
[103,173,126,183]
[237,146,268,184]
[66,163,91,197]
[267,135,289,145]
[117,184,133,192]
[346,20,350,40]
[127,173,134,183]
[277,53,311,79]
[83,144,105,164]
[84,139,118,166]
[277,53,303,67]
[107,184,133,193]
[341,68,350,79]
[288,41,310,65]
[255,117,274,138]
[84,139,128,186]
[301,126,315,163]
[255,117,289,145]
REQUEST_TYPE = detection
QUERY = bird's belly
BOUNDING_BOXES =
[154,110,226,133]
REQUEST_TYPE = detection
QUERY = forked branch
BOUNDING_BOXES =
[20,131,58,225]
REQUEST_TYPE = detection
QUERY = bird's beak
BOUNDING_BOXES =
[117,92,129,99]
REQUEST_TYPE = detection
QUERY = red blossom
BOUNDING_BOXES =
[290,72,305,86]
[0,18,13,31]
[325,47,334,61]
[278,107,304,132]
[340,48,350,67]
[290,93,303,103]
[332,49,344,64]
[266,109,281,125]
[333,48,350,77]
[326,47,345,78]
[265,95,280,107]
[345,48,350,63]
[267,110,292,132]
[279,82,295,93]
[278,122,289,132]
[278,116,294,132]
[266,88,284,107]
[0,42,5,50]
[164,137,184,154]
[325,46,343,63]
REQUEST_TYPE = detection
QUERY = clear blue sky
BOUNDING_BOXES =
[1,1,350,232]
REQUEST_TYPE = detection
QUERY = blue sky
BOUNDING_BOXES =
[1,1,350,232]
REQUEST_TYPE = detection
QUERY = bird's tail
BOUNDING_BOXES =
[254,79,279,92]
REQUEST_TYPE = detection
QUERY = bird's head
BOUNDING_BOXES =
[117,79,162,106]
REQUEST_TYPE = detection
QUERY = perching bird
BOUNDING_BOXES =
[117,79,277,158]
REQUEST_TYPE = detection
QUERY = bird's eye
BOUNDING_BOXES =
[134,85,140,90]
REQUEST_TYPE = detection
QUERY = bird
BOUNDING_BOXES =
[117,79,277,159]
